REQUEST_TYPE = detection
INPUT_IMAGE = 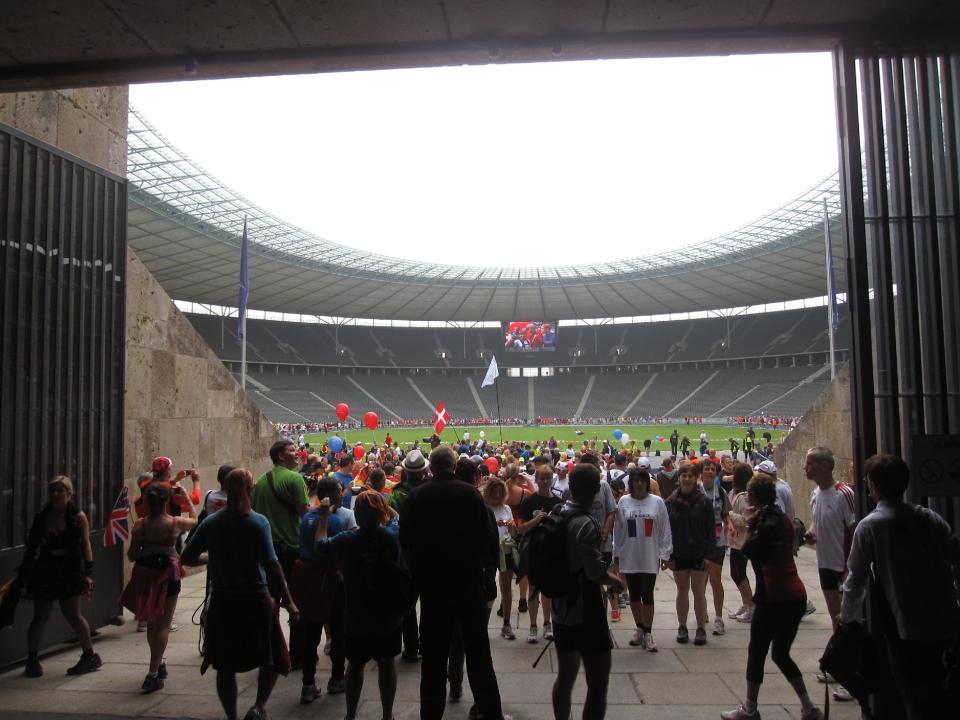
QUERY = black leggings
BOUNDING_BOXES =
[729,549,749,586]
[624,573,657,605]
[746,600,805,684]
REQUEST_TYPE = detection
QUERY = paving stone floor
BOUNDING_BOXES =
[0,546,861,720]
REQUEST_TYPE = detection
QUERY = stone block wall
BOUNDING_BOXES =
[0,88,128,176]
[773,366,855,527]
[124,250,276,497]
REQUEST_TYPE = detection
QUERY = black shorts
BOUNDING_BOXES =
[705,545,727,566]
[345,628,402,664]
[672,557,706,572]
[818,568,844,592]
[553,584,613,658]
[624,573,657,605]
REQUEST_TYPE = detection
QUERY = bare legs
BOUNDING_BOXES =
[28,597,93,657]
[216,667,277,720]
[705,560,724,620]
[674,570,708,629]
[147,595,178,674]
[553,649,611,720]
[345,657,397,720]
[528,588,551,629]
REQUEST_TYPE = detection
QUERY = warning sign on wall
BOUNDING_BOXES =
[911,436,960,497]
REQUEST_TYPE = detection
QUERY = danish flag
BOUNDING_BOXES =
[434,402,450,435]
[104,486,130,548]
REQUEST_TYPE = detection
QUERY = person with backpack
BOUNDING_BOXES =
[313,490,407,720]
[665,464,714,646]
[517,465,562,643]
[550,462,621,720]
[612,469,672,652]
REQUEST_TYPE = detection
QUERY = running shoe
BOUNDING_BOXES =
[137,620,147,632]
[629,628,645,647]
[527,626,538,643]
[23,658,42,678]
[644,632,657,652]
[300,683,321,704]
[694,627,707,646]
[66,652,102,675]
[619,593,629,608]
[833,686,853,702]
[518,599,528,613]
[801,708,824,720]
[728,604,749,619]
[804,600,817,616]
[815,671,835,684]
[610,607,621,622]
[721,704,760,719]
[542,623,553,640]
[169,623,179,633]
[501,623,516,640]
[242,707,267,720]
[713,617,726,636]
[141,673,164,693]
[736,607,754,623]
[676,625,689,644]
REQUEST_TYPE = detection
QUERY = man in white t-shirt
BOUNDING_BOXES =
[804,446,857,701]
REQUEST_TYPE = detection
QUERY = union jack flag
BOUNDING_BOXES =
[104,486,130,548]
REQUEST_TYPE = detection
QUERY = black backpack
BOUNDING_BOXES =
[520,505,590,600]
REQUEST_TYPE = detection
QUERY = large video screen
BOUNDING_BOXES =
[502,321,558,352]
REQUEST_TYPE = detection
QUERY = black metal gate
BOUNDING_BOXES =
[0,122,126,666]
[834,42,960,718]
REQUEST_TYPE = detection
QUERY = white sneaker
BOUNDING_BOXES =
[501,624,516,640]
[542,623,553,640]
[629,628,645,647]
[805,600,817,616]
[833,686,853,702]
[815,671,835,684]
[728,604,748,619]
[526,626,538,643]
[644,632,657,652]
[736,607,754,623]
[712,617,725,636]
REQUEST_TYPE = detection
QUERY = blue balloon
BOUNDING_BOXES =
[613,429,623,440]
[327,436,344,453]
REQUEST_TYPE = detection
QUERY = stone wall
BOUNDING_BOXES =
[773,366,855,527]
[0,88,127,176]
[124,250,276,499]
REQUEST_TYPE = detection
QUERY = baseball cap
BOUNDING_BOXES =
[757,459,778,474]
[152,456,172,474]
[637,457,652,470]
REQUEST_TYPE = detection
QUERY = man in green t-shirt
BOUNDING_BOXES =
[253,439,310,665]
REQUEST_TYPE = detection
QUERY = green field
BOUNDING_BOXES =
[303,424,777,452]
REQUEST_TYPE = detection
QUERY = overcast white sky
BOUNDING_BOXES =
[131,53,837,266]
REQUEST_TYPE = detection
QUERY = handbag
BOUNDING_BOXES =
[819,620,876,719]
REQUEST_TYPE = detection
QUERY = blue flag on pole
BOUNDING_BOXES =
[237,218,248,338]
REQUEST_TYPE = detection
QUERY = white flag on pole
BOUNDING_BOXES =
[481,356,499,388]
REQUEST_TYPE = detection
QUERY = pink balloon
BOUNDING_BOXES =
[363,411,379,431]
[335,403,349,422]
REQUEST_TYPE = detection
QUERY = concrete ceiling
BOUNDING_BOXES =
[2,1,958,92]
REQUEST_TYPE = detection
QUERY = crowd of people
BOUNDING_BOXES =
[5,433,958,720]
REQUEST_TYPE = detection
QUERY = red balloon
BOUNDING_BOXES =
[363,411,378,431]
[485,456,500,473]
[335,403,349,422]
[353,444,365,459]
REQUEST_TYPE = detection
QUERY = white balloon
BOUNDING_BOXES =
[479,431,486,438]
[463,432,470,440]
[621,433,631,444]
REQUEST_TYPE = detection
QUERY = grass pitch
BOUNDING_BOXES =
[303,424,777,452]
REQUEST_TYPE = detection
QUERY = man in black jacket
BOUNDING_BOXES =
[400,445,508,720]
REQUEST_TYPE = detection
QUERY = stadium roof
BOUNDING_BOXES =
[127,107,845,321]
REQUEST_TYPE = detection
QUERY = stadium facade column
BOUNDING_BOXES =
[833,37,960,719]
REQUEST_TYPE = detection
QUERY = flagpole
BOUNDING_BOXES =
[239,217,249,390]
[241,313,247,389]
[823,198,836,381]
[495,378,504,446]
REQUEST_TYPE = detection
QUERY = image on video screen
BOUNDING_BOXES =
[503,321,557,352]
